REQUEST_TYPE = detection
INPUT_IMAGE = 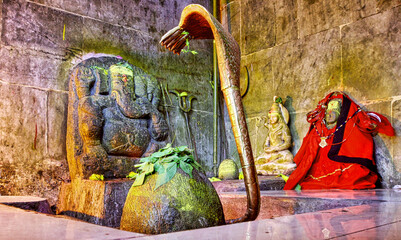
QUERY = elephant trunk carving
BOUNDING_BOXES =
[160,4,260,223]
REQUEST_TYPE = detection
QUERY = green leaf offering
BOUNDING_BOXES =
[133,172,146,186]
[89,174,104,181]
[126,171,137,179]
[130,144,203,190]
[179,161,193,178]
[180,32,198,55]
[208,177,221,182]
[155,162,177,190]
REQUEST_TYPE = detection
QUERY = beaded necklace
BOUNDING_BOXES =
[313,108,361,148]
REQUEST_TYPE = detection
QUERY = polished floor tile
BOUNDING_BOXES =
[0,204,145,240]
[136,202,401,240]
[3,189,401,239]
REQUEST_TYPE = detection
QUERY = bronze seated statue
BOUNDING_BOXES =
[255,97,296,175]
[67,56,168,179]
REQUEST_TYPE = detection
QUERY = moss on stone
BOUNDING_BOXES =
[120,168,225,234]
[218,159,239,180]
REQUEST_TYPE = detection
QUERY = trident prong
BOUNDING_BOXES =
[169,90,198,162]
[169,90,197,112]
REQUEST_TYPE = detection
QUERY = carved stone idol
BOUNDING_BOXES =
[66,56,168,179]
[255,97,296,175]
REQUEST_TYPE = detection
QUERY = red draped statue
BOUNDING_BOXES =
[284,92,394,190]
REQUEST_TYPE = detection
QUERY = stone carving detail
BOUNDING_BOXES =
[255,97,296,175]
[67,56,168,179]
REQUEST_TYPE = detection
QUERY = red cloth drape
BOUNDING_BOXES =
[284,92,394,190]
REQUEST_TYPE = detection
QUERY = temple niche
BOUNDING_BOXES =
[67,56,168,179]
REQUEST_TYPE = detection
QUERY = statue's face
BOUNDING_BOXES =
[325,110,339,124]
[325,99,341,125]
[109,65,134,98]
[269,114,279,124]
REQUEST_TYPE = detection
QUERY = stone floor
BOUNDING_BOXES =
[2,189,401,239]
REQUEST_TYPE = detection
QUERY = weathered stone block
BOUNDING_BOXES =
[0,83,68,205]
[241,48,273,117]
[246,116,266,159]
[29,0,211,42]
[212,176,286,192]
[242,29,342,116]
[271,28,342,112]
[377,0,401,13]
[29,0,63,8]
[221,0,241,47]
[0,83,47,161]
[1,0,83,55]
[275,0,298,45]
[57,179,133,228]
[189,110,214,167]
[47,91,68,159]
[0,46,68,91]
[297,0,376,38]
[392,100,401,173]
[0,0,3,38]
[342,7,401,101]
[374,134,401,188]
[82,18,151,55]
[288,111,310,155]
[241,0,275,54]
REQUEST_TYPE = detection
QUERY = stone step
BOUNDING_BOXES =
[0,196,53,214]
[218,189,401,220]
[211,175,286,192]
[3,189,401,239]
[0,204,145,239]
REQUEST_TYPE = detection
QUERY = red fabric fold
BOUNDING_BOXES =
[284,92,394,190]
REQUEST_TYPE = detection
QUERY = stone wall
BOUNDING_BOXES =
[222,0,401,187]
[0,0,214,207]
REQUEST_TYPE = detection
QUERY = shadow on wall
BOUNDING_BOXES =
[284,96,300,154]
[375,120,401,188]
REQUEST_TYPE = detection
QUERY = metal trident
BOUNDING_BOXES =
[169,90,198,161]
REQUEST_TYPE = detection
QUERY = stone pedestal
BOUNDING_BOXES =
[57,179,133,228]
[212,175,286,192]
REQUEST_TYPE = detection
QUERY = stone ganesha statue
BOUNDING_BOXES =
[67,56,168,179]
[255,97,296,175]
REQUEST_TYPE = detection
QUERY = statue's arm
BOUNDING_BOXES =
[276,133,292,151]
[264,126,292,153]
[263,135,271,152]
[149,110,169,141]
